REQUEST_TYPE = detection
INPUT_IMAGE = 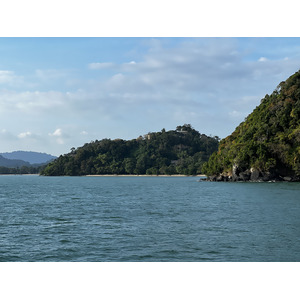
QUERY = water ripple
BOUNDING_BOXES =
[1,176,300,261]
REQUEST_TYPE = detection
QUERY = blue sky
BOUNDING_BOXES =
[1,37,300,156]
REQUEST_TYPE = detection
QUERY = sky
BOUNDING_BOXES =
[1,37,300,156]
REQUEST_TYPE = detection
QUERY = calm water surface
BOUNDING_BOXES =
[0,175,300,261]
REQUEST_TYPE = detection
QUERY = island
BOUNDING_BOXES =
[202,70,300,182]
[41,124,219,176]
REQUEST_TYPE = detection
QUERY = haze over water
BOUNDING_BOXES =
[1,175,300,262]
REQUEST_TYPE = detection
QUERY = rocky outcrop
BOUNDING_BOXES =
[206,165,299,182]
[250,168,260,181]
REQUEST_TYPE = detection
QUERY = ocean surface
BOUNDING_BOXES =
[0,175,300,262]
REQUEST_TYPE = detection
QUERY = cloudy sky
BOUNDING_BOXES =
[1,37,300,156]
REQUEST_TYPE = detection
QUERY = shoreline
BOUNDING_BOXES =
[0,173,39,176]
[85,174,206,177]
[0,173,206,177]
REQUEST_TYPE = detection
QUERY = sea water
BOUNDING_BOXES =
[0,175,300,261]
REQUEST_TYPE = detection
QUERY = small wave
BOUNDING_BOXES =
[59,239,71,244]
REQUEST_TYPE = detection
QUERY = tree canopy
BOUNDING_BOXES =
[202,70,300,181]
[41,124,219,176]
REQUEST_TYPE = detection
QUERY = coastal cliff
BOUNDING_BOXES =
[202,70,300,182]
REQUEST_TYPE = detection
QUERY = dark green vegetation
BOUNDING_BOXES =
[41,125,219,176]
[0,165,42,175]
[202,70,300,182]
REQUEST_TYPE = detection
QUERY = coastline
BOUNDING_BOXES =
[0,173,206,177]
[85,174,207,177]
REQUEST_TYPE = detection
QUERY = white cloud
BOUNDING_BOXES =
[49,128,63,137]
[83,39,300,138]
[48,128,73,145]
[88,62,115,69]
[0,90,63,112]
[0,70,26,88]
[0,70,15,84]
[35,69,67,81]
[258,57,268,62]
[0,128,49,153]
[18,131,33,138]
[229,110,244,118]
[108,73,125,85]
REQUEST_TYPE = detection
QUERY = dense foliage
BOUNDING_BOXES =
[41,124,219,176]
[202,70,300,179]
[0,165,42,174]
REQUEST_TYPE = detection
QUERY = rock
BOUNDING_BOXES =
[261,171,276,181]
[209,175,217,181]
[283,176,292,182]
[291,177,300,182]
[216,175,223,181]
[250,168,260,181]
[206,167,297,182]
[232,163,241,181]
[206,174,231,182]
[239,170,251,181]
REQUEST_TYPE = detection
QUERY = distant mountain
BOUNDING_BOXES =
[0,155,31,168]
[0,151,57,165]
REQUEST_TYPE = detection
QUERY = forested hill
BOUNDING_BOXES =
[41,124,219,176]
[202,70,300,182]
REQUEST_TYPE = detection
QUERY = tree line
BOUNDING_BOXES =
[0,165,42,174]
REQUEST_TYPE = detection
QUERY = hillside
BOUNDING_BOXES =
[0,151,56,165]
[202,70,300,182]
[0,155,31,168]
[0,154,42,174]
[41,124,219,176]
